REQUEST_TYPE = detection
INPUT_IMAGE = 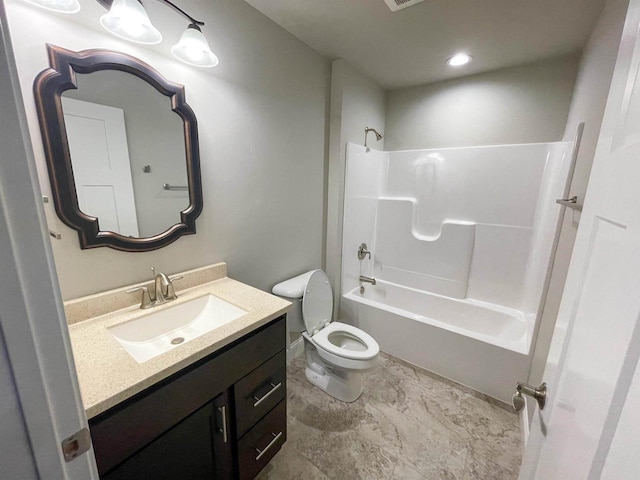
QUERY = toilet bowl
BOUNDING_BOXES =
[272,269,379,402]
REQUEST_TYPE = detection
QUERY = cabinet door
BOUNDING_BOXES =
[104,392,232,480]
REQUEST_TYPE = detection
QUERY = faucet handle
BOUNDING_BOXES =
[164,275,183,301]
[126,286,153,309]
[357,243,371,260]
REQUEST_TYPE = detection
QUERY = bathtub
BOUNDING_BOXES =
[342,280,534,403]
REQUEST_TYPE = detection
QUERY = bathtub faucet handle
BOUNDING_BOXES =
[358,243,371,260]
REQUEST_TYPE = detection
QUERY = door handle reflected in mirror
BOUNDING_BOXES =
[512,381,547,412]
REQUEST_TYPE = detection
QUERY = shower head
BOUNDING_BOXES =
[364,127,384,147]
[366,127,383,140]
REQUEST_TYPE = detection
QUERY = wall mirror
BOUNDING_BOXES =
[34,45,203,252]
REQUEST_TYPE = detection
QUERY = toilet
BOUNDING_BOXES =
[272,269,379,402]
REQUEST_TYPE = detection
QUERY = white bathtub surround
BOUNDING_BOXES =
[376,202,475,297]
[341,142,572,402]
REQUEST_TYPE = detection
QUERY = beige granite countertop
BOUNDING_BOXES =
[67,265,290,419]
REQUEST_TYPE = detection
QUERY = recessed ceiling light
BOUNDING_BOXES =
[447,53,473,67]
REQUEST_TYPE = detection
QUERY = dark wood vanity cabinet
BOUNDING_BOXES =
[101,392,232,480]
[90,316,287,480]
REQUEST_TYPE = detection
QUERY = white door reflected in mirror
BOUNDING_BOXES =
[63,97,140,236]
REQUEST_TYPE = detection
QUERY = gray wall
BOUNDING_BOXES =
[385,55,580,150]
[326,59,386,313]
[528,0,629,386]
[7,0,330,300]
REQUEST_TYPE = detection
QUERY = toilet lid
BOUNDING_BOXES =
[302,270,333,334]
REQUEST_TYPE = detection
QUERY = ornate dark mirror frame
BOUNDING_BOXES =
[33,45,203,252]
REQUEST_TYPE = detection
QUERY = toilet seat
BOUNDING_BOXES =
[312,322,379,360]
[302,270,379,361]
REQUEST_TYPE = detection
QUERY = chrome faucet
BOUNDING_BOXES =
[154,271,172,303]
[359,275,377,286]
[126,267,183,309]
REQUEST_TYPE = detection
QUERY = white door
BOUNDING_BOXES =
[0,3,98,478]
[62,97,140,236]
[520,1,640,478]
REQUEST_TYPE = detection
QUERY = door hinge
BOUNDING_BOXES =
[61,428,91,462]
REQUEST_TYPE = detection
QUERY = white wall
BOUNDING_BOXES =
[326,59,385,314]
[528,0,629,385]
[6,0,330,300]
[384,55,580,151]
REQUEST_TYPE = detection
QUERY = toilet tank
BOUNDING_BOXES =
[272,271,315,334]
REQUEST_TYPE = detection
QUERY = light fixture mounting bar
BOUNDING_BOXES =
[160,0,204,26]
[96,0,204,26]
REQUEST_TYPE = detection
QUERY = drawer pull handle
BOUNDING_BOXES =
[255,432,283,461]
[218,405,228,443]
[252,382,282,408]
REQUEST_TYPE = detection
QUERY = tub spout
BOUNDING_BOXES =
[359,275,377,285]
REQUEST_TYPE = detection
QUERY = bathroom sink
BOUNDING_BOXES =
[108,294,248,363]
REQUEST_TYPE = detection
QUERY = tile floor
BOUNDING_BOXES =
[257,353,521,480]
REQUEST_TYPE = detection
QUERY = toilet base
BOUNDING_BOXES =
[304,343,364,402]
[304,366,363,403]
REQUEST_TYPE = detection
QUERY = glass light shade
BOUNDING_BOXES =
[446,53,473,67]
[23,0,80,14]
[100,0,162,45]
[171,25,219,68]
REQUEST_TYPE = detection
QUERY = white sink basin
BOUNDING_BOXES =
[108,294,248,363]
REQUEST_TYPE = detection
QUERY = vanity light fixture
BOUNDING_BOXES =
[24,0,218,67]
[23,0,80,14]
[446,52,473,67]
[100,0,162,44]
[100,0,218,67]
[171,23,219,67]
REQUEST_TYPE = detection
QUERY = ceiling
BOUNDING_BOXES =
[244,0,608,89]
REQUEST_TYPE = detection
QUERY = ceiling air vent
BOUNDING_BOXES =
[383,0,425,12]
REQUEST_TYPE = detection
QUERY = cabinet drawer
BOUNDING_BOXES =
[235,350,286,437]
[237,400,287,480]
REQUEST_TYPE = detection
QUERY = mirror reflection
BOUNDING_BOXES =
[61,70,188,238]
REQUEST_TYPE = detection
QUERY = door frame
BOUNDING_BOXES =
[0,3,98,478]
